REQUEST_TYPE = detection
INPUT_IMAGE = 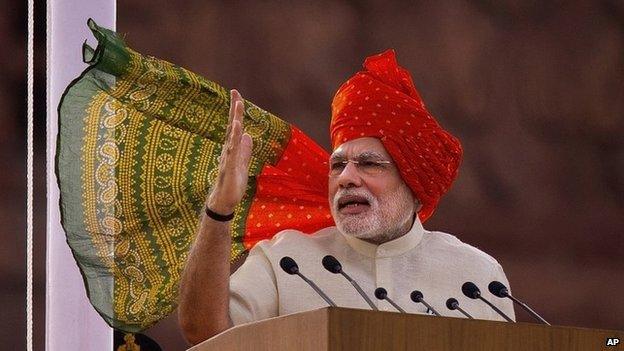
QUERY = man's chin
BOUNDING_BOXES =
[335,217,377,239]
[331,205,379,237]
[334,210,368,227]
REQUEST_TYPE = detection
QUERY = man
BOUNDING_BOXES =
[178,50,515,345]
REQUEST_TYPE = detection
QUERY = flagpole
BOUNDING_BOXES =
[46,1,116,349]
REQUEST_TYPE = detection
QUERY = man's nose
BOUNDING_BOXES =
[337,162,362,188]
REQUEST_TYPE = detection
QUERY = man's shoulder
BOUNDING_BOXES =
[422,230,502,267]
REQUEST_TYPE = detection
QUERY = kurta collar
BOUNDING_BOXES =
[340,217,425,258]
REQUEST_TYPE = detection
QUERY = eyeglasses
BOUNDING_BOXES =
[328,158,393,177]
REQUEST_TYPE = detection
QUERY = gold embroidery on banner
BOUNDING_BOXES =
[75,44,292,329]
[99,141,120,165]
[155,153,173,173]
[83,93,116,269]
[96,161,113,186]
[245,105,271,137]
[114,109,142,320]
[118,54,163,325]
[123,266,144,283]
[129,290,149,315]
[102,103,127,128]
[115,237,130,257]
[99,180,118,204]
[102,216,123,236]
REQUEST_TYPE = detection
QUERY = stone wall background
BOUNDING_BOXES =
[118,1,623,348]
[0,0,622,349]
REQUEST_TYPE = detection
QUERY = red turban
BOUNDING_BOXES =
[330,49,463,222]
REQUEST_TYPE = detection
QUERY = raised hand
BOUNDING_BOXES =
[206,89,253,215]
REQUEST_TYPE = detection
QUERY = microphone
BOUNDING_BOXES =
[488,281,550,325]
[409,290,441,316]
[462,281,514,322]
[445,298,474,319]
[279,256,336,307]
[374,287,406,313]
[321,255,378,310]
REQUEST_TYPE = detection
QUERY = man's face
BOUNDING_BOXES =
[328,137,416,244]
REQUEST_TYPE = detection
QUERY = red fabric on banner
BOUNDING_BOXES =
[244,126,334,248]
[330,49,463,222]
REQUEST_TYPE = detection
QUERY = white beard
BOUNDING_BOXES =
[330,183,415,243]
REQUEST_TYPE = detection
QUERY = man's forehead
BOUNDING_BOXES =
[330,137,391,159]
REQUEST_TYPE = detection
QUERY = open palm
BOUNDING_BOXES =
[207,90,253,214]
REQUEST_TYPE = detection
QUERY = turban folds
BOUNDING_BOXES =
[330,49,463,222]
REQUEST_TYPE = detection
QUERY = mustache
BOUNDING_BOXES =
[333,188,377,209]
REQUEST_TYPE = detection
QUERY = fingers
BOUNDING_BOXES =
[240,133,253,168]
[222,89,244,154]
[228,100,244,151]
[209,90,250,209]
[228,90,236,123]
[228,89,241,126]
[220,96,246,171]
[225,89,242,143]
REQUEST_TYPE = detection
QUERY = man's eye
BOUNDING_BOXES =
[360,160,382,168]
[330,162,346,170]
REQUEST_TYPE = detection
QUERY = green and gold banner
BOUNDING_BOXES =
[56,19,298,332]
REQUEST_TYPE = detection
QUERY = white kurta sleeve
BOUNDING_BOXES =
[228,244,279,325]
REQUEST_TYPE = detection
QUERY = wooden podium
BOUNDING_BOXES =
[189,307,623,351]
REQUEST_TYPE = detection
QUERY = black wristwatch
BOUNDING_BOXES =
[204,206,235,222]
